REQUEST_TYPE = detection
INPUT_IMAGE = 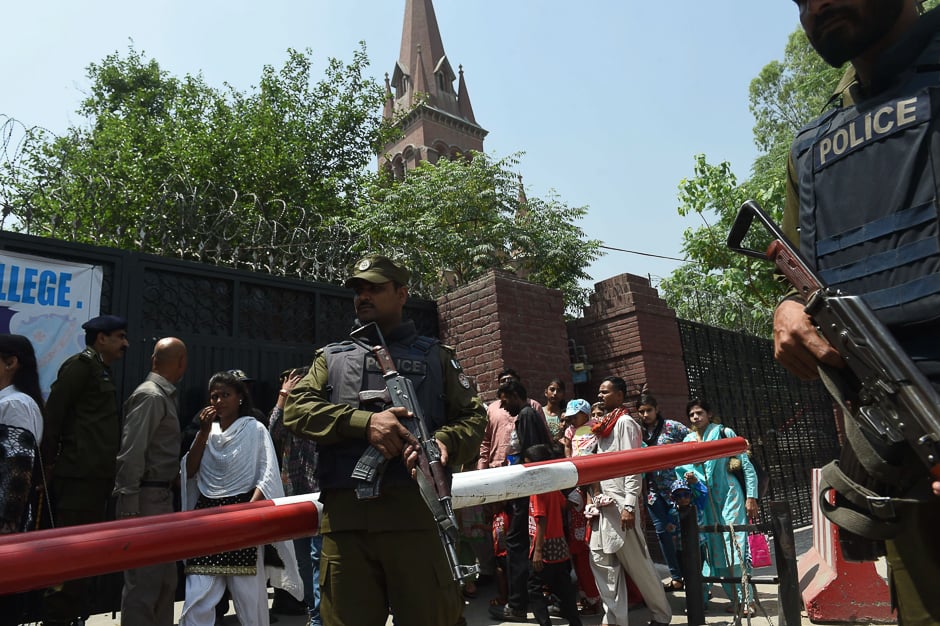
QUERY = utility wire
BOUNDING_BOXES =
[599,243,696,264]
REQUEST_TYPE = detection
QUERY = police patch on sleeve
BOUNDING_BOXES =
[450,357,471,388]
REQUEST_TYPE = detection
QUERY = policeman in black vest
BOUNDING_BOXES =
[776,1,940,623]
[283,255,486,626]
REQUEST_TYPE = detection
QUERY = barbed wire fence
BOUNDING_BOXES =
[650,273,775,339]
[0,116,438,298]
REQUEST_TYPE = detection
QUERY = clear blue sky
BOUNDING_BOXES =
[1,1,800,291]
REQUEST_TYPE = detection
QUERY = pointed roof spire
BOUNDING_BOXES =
[516,174,529,218]
[383,73,394,120]
[457,65,477,124]
[394,0,460,116]
[412,44,431,101]
[399,0,447,84]
[379,0,488,172]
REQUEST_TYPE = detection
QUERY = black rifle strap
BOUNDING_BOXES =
[817,398,931,541]
[819,461,909,540]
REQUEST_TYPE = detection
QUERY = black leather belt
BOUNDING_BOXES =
[140,480,172,488]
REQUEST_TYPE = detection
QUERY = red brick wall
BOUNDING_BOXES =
[437,270,572,404]
[437,272,501,395]
[567,273,689,422]
[438,270,688,420]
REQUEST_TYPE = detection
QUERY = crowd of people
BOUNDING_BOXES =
[0,254,771,626]
[5,1,940,625]
[0,315,311,626]
[478,376,765,626]
[0,254,769,626]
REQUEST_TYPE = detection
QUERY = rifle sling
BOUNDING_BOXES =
[816,366,932,540]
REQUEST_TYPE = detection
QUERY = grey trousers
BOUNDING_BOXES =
[121,486,178,626]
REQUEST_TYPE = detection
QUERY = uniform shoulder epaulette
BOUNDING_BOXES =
[411,335,439,354]
[322,341,358,355]
[76,348,96,363]
[793,108,841,156]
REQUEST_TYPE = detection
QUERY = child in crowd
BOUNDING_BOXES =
[490,507,510,609]
[557,399,602,614]
[561,399,598,458]
[542,379,567,441]
[524,444,582,626]
[563,486,602,615]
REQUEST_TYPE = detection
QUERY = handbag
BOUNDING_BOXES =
[719,427,769,499]
[748,525,772,568]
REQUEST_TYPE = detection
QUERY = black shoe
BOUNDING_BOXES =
[272,588,308,615]
[488,604,528,622]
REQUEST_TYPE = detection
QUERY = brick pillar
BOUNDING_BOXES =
[437,270,572,403]
[567,273,689,421]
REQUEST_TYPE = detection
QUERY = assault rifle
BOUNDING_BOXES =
[348,322,478,581]
[727,200,940,483]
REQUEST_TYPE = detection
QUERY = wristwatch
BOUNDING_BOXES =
[623,503,635,514]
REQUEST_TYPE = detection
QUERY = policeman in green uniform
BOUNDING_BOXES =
[776,1,940,623]
[284,255,485,626]
[41,314,128,626]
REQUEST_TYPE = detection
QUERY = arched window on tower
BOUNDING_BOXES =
[396,75,409,100]
[391,155,405,180]
[403,145,421,170]
[431,141,450,165]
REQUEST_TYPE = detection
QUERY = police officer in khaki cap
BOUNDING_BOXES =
[285,254,486,626]
[42,314,129,626]
[343,254,411,288]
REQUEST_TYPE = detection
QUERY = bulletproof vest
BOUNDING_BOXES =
[317,324,445,490]
[791,36,940,329]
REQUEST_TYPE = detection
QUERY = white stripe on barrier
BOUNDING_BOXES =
[451,461,580,508]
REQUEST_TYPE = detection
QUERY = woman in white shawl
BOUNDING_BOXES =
[180,371,302,626]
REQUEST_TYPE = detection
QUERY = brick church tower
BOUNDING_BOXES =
[380,0,488,176]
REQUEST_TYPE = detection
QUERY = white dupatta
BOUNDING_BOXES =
[181,415,303,600]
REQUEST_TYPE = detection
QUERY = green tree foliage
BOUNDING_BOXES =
[1,44,599,308]
[2,44,395,270]
[354,153,601,311]
[659,26,844,336]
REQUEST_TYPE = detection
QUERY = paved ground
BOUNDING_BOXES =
[84,526,897,625]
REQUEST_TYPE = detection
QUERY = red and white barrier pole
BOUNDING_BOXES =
[0,496,322,595]
[451,437,746,508]
[0,437,745,593]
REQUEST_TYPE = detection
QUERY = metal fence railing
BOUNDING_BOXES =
[677,319,841,527]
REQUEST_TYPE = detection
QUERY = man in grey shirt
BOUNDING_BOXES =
[113,337,187,626]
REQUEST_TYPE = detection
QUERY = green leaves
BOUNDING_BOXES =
[660,24,850,337]
[1,43,597,310]
[1,43,393,280]
[352,153,600,312]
